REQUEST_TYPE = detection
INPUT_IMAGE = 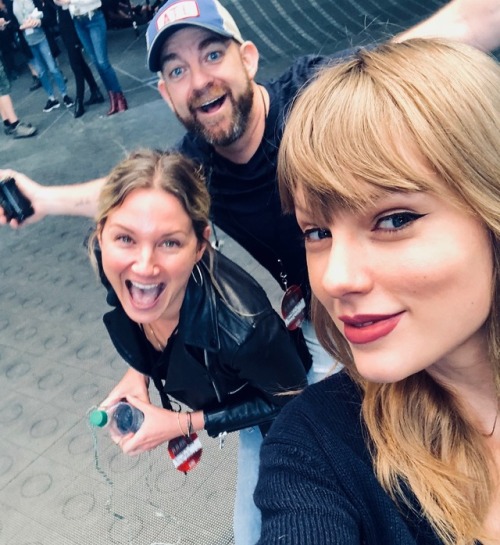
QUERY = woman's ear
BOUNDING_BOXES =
[197,225,212,260]
[239,41,259,80]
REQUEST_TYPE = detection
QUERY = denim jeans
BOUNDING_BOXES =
[232,364,331,545]
[73,10,122,93]
[30,37,67,98]
[233,426,262,545]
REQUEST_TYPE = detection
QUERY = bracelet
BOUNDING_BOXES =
[177,411,191,437]
[177,411,185,437]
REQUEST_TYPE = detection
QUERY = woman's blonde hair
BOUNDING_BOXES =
[88,149,211,267]
[278,39,500,545]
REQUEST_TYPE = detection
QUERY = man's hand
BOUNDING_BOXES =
[0,170,47,227]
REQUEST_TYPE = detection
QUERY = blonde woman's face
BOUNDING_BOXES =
[99,188,206,325]
[295,186,493,383]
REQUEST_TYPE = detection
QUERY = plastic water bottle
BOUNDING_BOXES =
[89,401,144,435]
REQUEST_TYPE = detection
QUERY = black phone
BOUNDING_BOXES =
[0,177,35,223]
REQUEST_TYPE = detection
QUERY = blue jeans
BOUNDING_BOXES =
[233,366,330,545]
[73,10,122,93]
[30,37,67,98]
[233,426,262,545]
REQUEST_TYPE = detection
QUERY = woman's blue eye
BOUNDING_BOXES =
[117,235,133,244]
[376,212,424,231]
[303,227,332,242]
[161,240,179,248]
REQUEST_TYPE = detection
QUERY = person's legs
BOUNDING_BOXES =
[0,60,12,113]
[29,45,54,98]
[0,94,16,121]
[37,38,68,97]
[85,11,122,92]
[73,17,98,67]
[0,61,37,138]
[78,47,100,95]
[233,426,263,545]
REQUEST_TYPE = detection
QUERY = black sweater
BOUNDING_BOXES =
[255,372,445,544]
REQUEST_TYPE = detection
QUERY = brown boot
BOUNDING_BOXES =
[115,92,128,113]
[107,91,118,116]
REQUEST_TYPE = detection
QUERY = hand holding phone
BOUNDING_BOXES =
[0,178,35,223]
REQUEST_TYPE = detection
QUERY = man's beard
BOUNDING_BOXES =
[175,81,254,147]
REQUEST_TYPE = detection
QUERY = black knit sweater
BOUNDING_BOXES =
[255,372,444,544]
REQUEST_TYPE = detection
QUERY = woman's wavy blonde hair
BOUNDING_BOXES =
[87,149,211,269]
[278,39,500,545]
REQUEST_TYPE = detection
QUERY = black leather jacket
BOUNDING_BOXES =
[102,251,311,438]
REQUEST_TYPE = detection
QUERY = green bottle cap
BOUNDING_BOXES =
[89,409,108,427]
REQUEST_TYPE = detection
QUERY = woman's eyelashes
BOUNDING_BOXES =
[160,239,181,248]
[301,211,426,243]
[113,234,181,248]
[374,211,426,233]
[116,234,133,245]
[303,227,332,243]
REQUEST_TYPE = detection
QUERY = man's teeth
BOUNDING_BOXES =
[200,96,224,112]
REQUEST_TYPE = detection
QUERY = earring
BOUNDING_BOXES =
[191,262,203,287]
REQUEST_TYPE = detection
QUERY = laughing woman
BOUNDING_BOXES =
[87,149,310,545]
[255,40,500,545]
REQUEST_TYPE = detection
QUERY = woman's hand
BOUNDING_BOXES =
[0,170,47,227]
[114,397,188,456]
[100,368,150,409]
[20,17,41,29]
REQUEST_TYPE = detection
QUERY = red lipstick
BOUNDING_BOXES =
[339,313,404,344]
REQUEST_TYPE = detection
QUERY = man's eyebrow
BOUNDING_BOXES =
[198,35,231,50]
[161,52,178,66]
[161,35,231,68]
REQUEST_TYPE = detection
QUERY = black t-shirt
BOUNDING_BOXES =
[177,55,331,299]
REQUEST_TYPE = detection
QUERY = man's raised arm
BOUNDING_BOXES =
[0,169,105,227]
[394,0,500,52]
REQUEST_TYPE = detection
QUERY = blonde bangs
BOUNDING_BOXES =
[279,40,500,233]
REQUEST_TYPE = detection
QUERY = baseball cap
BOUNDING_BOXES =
[146,0,244,72]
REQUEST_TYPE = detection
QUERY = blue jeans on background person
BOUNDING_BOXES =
[30,38,67,98]
[73,10,122,93]
[233,426,263,545]
[233,355,336,545]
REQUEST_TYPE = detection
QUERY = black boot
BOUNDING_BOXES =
[84,87,104,106]
[74,98,85,118]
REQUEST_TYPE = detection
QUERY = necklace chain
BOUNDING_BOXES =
[148,324,165,352]
[140,323,164,352]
